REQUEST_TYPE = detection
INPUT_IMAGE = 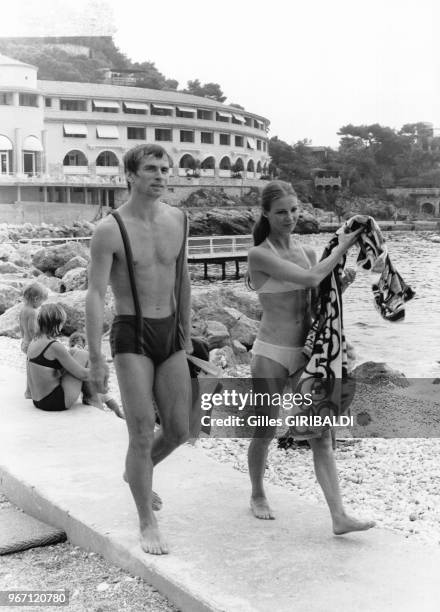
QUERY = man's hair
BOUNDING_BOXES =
[37,303,67,337]
[123,144,173,175]
[23,282,48,304]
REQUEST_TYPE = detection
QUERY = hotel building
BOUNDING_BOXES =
[0,53,270,218]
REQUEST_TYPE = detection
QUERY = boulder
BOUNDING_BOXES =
[0,284,22,315]
[296,210,320,234]
[0,303,22,337]
[55,289,114,335]
[229,313,259,348]
[32,242,89,274]
[352,361,409,388]
[60,267,88,292]
[205,320,230,349]
[36,274,63,293]
[0,244,17,262]
[0,261,23,274]
[55,256,88,278]
[209,346,237,369]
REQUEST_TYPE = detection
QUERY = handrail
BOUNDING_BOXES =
[9,233,255,253]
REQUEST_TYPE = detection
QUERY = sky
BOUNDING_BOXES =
[1,0,440,147]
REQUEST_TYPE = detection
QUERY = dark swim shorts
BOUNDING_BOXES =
[33,385,66,412]
[110,314,184,365]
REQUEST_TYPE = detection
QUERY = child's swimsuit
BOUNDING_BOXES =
[28,340,66,411]
[109,211,186,365]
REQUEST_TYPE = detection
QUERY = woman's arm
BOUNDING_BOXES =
[51,343,90,381]
[249,229,362,288]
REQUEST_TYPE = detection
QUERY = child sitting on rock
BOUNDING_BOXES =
[68,331,124,418]
[19,282,48,398]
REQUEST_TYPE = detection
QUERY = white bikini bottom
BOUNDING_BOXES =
[252,339,306,376]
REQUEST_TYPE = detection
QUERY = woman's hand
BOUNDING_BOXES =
[338,228,363,252]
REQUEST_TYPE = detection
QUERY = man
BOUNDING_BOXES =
[86,144,192,555]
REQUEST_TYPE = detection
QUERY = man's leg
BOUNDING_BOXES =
[152,349,192,466]
[114,353,168,555]
[308,429,375,535]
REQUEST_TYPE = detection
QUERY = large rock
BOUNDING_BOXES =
[0,244,17,262]
[205,320,230,349]
[229,313,259,348]
[352,361,409,387]
[0,284,22,315]
[32,242,89,274]
[0,303,22,337]
[296,211,319,234]
[60,268,88,292]
[55,289,115,335]
[36,274,63,293]
[55,256,88,278]
[0,261,23,274]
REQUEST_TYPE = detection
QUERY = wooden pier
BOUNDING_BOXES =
[187,235,252,279]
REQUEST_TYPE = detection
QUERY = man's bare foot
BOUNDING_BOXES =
[140,524,169,555]
[250,496,275,520]
[333,514,376,535]
[24,390,32,399]
[122,473,162,511]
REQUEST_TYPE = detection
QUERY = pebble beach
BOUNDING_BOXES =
[2,335,439,547]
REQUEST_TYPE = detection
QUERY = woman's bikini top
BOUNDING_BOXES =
[255,239,311,294]
[28,340,63,370]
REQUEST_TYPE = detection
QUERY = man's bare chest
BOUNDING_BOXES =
[114,224,182,270]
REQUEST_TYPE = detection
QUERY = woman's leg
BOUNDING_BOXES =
[61,348,89,409]
[309,430,375,534]
[248,355,287,519]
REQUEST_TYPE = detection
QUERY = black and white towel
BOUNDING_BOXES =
[288,215,415,438]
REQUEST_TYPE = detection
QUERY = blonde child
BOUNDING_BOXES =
[19,282,48,398]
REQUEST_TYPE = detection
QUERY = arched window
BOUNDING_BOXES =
[201,156,215,170]
[256,161,262,173]
[63,150,88,166]
[219,156,231,170]
[179,154,196,169]
[234,158,244,171]
[247,159,255,172]
[96,151,119,167]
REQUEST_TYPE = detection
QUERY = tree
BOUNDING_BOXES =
[184,79,226,102]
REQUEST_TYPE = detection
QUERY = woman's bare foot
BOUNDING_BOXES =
[250,496,275,520]
[122,472,162,511]
[24,390,32,399]
[333,514,376,535]
[140,524,169,555]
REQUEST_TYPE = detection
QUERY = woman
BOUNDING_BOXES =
[27,303,94,411]
[247,180,374,535]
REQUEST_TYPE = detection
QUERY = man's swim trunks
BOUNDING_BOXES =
[110,210,186,364]
[33,384,66,411]
[110,313,183,365]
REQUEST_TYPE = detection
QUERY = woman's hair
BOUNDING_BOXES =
[252,180,297,246]
[23,282,48,305]
[37,303,67,337]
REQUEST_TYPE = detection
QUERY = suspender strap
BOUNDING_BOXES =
[174,212,188,345]
[111,211,143,352]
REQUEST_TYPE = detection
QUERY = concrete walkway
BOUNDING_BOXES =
[0,363,439,612]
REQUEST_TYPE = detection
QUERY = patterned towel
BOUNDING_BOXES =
[288,215,415,438]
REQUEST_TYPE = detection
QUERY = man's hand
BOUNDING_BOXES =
[89,355,109,394]
[185,338,194,355]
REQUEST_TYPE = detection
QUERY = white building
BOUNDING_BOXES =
[0,53,270,211]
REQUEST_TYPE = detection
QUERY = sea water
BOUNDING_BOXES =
[192,231,440,378]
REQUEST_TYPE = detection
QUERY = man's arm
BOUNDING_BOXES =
[85,220,114,391]
[179,213,192,353]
